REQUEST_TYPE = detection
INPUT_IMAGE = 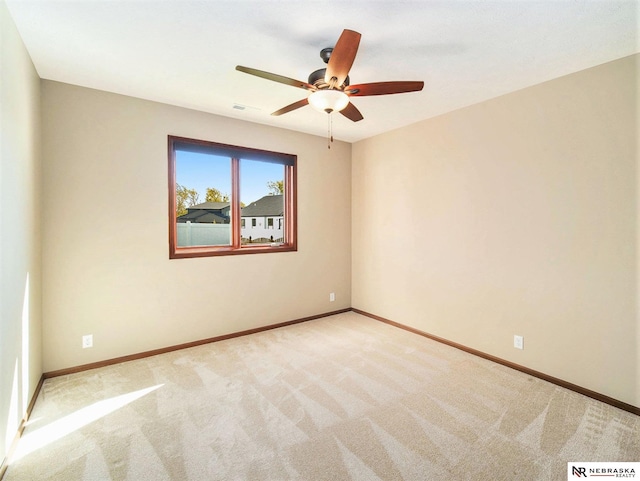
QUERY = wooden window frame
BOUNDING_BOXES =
[168,135,297,259]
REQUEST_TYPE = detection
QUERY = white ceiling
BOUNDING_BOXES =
[5,0,639,143]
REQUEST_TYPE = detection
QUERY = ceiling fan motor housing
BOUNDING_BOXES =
[308,68,349,89]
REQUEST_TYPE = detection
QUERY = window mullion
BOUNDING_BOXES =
[231,157,241,248]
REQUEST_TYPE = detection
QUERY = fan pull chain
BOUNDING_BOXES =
[327,113,334,149]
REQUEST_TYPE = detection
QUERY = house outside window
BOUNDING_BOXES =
[241,195,284,243]
[169,135,297,258]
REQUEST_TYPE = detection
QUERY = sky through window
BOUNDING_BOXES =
[176,151,283,205]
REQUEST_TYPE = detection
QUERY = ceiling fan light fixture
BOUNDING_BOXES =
[308,90,349,114]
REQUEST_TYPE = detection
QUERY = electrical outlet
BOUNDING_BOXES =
[82,334,93,349]
[514,335,524,350]
[329,292,335,302]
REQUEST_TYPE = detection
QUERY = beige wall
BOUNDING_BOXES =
[41,81,352,372]
[0,0,43,462]
[352,54,639,407]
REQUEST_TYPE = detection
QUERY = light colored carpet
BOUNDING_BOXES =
[5,312,639,480]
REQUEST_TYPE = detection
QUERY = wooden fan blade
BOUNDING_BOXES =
[345,81,424,96]
[324,29,361,87]
[340,102,363,122]
[271,98,309,116]
[236,66,315,91]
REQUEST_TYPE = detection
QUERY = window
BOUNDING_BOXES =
[267,218,274,228]
[169,136,297,258]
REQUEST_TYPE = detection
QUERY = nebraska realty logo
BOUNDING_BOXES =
[568,462,639,479]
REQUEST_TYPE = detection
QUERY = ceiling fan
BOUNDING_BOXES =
[236,29,424,122]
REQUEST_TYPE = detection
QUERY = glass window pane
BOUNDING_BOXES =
[240,159,285,245]
[175,150,232,247]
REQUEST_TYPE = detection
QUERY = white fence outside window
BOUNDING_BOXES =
[177,222,230,246]
[177,221,284,246]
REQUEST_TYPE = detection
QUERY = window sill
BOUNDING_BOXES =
[170,244,297,259]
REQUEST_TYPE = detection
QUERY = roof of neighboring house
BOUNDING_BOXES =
[187,201,230,211]
[191,212,228,223]
[241,194,284,217]
[178,205,229,224]
[177,211,228,223]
